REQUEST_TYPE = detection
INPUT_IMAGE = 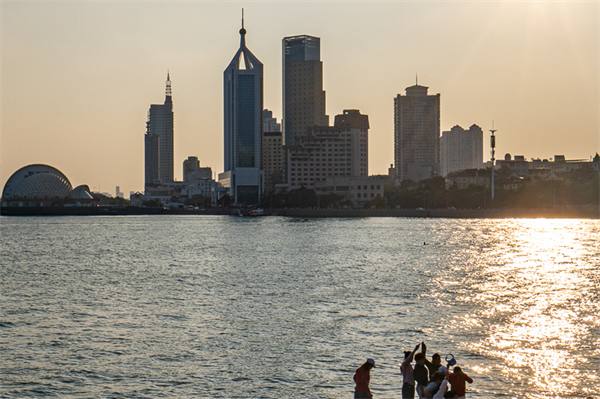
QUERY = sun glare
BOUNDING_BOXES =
[470,219,598,396]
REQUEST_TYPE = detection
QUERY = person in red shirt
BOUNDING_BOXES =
[354,358,375,398]
[448,366,473,399]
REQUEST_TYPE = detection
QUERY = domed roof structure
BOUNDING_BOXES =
[70,185,94,199]
[2,164,73,200]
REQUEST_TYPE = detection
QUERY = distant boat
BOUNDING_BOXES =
[249,209,265,217]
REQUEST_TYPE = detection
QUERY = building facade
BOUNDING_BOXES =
[183,156,200,182]
[314,175,389,207]
[282,35,329,146]
[333,109,369,178]
[262,131,284,194]
[219,18,264,205]
[394,84,440,183]
[263,109,281,133]
[144,73,174,187]
[183,156,212,182]
[286,110,369,191]
[440,124,483,176]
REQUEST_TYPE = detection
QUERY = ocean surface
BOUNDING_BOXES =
[1,216,599,398]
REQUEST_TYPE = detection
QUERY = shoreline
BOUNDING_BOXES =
[1,206,598,219]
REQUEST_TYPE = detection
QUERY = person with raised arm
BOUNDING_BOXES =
[400,343,421,398]
[421,342,443,382]
[414,345,429,398]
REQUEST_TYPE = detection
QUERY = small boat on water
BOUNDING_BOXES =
[249,209,265,217]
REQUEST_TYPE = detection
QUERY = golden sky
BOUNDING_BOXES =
[2,1,598,195]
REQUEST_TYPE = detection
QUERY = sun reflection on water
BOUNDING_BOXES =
[463,219,600,397]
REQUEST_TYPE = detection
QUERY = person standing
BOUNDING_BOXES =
[422,342,442,381]
[354,358,375,398]
[400,343,421,398]
[448,366,473,399]
[414,352,429,398]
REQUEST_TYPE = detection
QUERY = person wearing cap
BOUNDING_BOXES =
[400,343,421,398]
[424,372,446,398]
[354,358,375,398]
[432,374,449,399]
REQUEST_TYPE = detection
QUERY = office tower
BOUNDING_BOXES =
[394,84,440,183]
[440,124,483,176]
[219,16,264,205]
[282,35,328,146]
[263,109,281,133]
[333,109,369,177]
[115,186,123,198]
[144,73,174,187]
[286,110,369,190]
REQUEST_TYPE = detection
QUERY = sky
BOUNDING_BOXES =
[2,0,598,196]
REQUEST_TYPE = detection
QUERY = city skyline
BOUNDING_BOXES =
[2,1,598,195]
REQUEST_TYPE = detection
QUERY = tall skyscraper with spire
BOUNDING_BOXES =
[282,35,328,146]
[144,73,174,187]
[219,12,264,205]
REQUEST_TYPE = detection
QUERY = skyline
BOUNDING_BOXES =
[2,1,598,195]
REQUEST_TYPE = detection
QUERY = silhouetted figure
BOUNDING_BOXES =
[354,358,375,398]
[400,343,421,398]
[424,372,446,398]
[448,366,473,399]
[414,351,429,398]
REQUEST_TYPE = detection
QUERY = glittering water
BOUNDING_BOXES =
[1,216,599,398]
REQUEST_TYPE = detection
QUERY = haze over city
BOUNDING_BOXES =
[2,1,598,195]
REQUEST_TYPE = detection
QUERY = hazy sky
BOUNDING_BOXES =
[2,1,598,195]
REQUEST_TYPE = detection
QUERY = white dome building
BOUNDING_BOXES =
[2,164,73,200]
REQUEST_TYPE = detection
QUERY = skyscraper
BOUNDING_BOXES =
[219,15,264,205]
[440,124,483,176]
[144,73,174,187]
[394,84,440,183]
[282,35,328,146]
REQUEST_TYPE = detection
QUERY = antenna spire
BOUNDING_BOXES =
[165,70,172,97]
[239,8,247,47]
[416,73,418,86]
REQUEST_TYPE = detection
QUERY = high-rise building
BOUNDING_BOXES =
[282,35,328,146]
[144,73,174,187]
[440,124,483,176]
[286,110,370,190]
[263,109,281,133]
[333,109,369,178]
[219,16,264,205]
[394,84,440,183]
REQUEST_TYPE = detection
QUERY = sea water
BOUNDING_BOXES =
[1,216,599,398]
